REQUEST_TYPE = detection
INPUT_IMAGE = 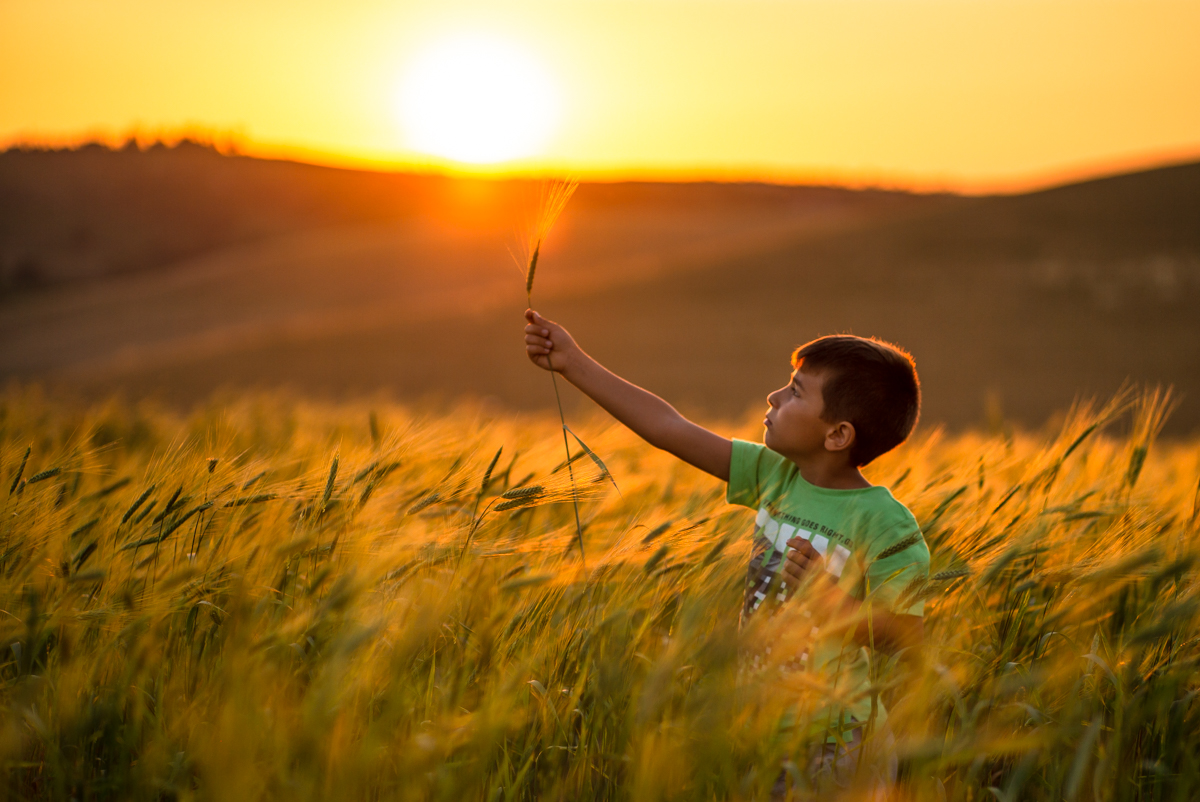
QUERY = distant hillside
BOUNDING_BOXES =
[0,142,446,289]
[0,141,920,291]
[829,161,1200,266]
[1,145,1196,434]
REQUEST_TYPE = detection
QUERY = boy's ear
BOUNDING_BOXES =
[824,421,856,455]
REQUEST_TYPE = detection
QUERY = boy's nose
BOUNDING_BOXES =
[767,389,781,408]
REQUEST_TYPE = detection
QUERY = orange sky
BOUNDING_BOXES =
[3,0,1199,192]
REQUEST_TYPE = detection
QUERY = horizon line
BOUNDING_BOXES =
[4,129,1199,198]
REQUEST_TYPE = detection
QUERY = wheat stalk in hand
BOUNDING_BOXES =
[518,179,590,564]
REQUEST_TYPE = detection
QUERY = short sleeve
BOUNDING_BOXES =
[726,439,771,509]
[863,524,930,617]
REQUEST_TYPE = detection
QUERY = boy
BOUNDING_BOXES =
[522,308,929,797]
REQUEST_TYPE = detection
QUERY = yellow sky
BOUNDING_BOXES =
[2,0,1199,191]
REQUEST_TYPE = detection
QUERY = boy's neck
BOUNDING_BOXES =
[790,455,872,490]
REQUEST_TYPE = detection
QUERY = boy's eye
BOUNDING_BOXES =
[791,386,800,396]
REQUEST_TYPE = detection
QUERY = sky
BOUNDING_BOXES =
[2,0,1199,191]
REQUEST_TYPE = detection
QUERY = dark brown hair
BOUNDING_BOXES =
[791,335,920,466]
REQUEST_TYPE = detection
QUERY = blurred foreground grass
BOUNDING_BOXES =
[1,387,1198,801]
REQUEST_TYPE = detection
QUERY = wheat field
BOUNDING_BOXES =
[0,386,1197,801]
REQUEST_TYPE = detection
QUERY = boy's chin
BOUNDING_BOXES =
[763,430,815,459]
[762,428,780,451]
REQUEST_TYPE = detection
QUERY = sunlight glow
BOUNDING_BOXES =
[396,33,560,164]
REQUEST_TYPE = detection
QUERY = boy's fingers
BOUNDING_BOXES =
[787,557,813,575]
[785,547,821,575]
[786,538,819,559]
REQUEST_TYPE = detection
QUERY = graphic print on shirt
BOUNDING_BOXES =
[742,505,853,619]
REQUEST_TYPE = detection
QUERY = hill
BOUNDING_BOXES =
[0,144,1197,433]
[0,141,920,291]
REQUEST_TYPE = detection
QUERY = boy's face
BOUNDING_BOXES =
[763,366,836,460]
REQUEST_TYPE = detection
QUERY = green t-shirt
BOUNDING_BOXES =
[726,439,930,732]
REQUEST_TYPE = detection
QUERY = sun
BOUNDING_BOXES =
[396,33,561,165]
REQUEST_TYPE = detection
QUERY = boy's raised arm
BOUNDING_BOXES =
[524,309,732,481]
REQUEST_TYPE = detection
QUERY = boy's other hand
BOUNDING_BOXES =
[524,309,580,374]
[782,537,826,589]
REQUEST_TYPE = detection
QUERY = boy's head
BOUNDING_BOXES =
[791,335,920,466]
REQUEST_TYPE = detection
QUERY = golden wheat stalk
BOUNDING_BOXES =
[517,178,589,565]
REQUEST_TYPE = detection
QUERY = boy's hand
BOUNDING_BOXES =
[782,537,826,590]
[521,308,734,481]
[782,536,926,656]
[524,309,581,374]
